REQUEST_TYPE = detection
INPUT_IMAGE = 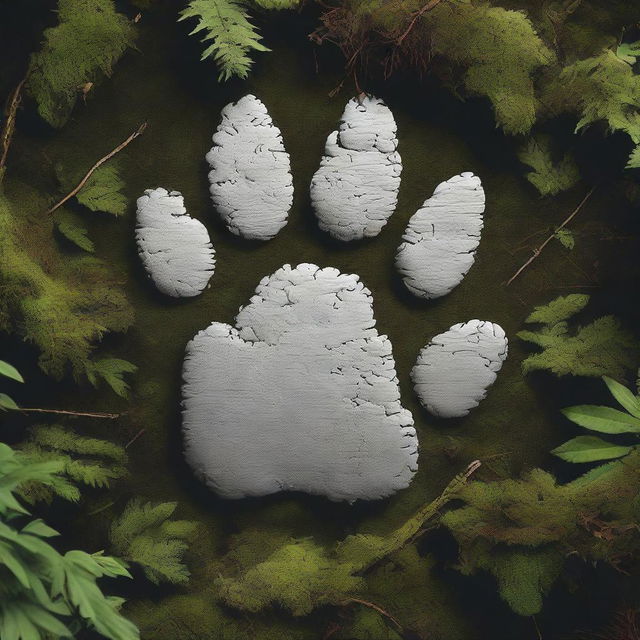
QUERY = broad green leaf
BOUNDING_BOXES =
[0,361,24,383]
[552,436,633,463]
[603,375,640,418]
[0,393,20,411]
[562,404,640,433]
[554,228,574,250]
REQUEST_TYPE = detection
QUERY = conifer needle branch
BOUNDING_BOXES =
[0,78,26,180]
[505,185,597,287]
[19,407,122,419]
[46,122,147,216]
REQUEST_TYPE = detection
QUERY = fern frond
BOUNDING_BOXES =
[55,209,95,252]
[29,425,127,463]
[17,425,128,503]
[27,0,136,128]
[179,0,270,81]
[110,499,197,585]
[76,163,127,216]
[518,136,580,196]
[85,357,138,397]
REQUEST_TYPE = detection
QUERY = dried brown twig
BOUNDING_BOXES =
[505,185,597,287]
[46,122,147,216]
[19,407,122,419]
[0,78,26,180]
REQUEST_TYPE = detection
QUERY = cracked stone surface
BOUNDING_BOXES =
[182,263,418,501]
[396,172,485,299]
[135,188,215,298]
[411,320,508,418]
[206,94,293,241]
[310,96,402,241]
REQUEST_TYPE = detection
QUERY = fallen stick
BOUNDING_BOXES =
[19,407,122,419]
[505,185,597,287]
[342,598,404,632]
[46,121,147,216]
[0,78,26,179]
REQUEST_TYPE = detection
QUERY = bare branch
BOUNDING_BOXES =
[46,122,147,216]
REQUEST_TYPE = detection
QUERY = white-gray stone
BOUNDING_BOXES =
[411,320,507,418]
[310,96,402,241]
[206,94,293,241]
[135,188,215,298]
[396,172,485,299]
[182,263,418,502]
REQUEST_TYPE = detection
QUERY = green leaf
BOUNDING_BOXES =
[554,228,574,250]
[75,163,127,216]
[524,294,590,325]
[551,436,633,463]
[0,393,20,411]
[519,136,580,197]
[616,41,640,65]
[603,376,640,419]
[627,144,640,169]
[55,210,95,252]
[84,358,137,398]
[562,405,640,434]
[179,0,270,82]
[0,361,24,383]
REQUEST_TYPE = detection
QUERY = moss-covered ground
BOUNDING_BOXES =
[5,7,640,639]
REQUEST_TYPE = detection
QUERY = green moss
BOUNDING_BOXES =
[27,0,135,128]
[0,182,133,379]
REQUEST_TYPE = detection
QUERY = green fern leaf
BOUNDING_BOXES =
[519,314,639,378]
[27,0,135,128]
[18,425,127,503]
[85,357,137,397]
[179,0,270,81]
[76,163,127,216]
[519,136,580,196]
[55,210,95,252]
[109,499,197,585]
[524,294,590,325]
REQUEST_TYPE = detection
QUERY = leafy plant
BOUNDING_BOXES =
[56,161,127,217]
[85,358,138,398]
[545,49,640,168]
[27,0,135,128]
[0,184,134,380]
[54,210,95,253]
[179,0,270,81]
[0,442,139,640]
[109,499,198,585]
[441,451,640,616]
[0,359,24,412]
[517,294,639,378]
[553,375,640,463]
[18,424,128,503]
[518,135,580,196]
[216,463,478,615]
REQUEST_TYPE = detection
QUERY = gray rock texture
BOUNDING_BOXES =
[411,320,507,418]
[310,96,402,241]
[135,188,215,298]
[182,263,418,501]
[396,172,485,299]
[206,94,293,241]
